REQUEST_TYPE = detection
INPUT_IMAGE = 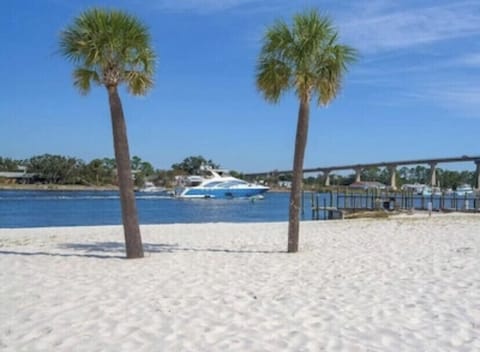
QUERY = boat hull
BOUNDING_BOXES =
[455,185,474,197]
[175,187,268,199]
[455,191,474,197]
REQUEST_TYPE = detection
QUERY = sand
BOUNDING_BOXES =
[0,213,479,351]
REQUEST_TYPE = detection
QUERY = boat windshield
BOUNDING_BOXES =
[203,181,224,187]
[221,180,248,187]
[178,176,203,187]
[215,170,231,177]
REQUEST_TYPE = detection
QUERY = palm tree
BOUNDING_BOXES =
[60,8,156,258]
[256,10,356,252]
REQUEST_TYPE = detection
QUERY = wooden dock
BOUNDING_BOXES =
[303,188,480,220]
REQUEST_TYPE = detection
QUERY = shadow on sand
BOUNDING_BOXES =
[0,241,283,259]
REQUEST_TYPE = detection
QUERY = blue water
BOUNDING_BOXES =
[0,190,291,228]
[1,190,476,228]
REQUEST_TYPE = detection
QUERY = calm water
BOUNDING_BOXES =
[0,190,291,228]
[1,190,476,228]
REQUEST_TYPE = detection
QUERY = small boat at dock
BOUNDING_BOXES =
[455,184,473,196]
[138,182,166,193]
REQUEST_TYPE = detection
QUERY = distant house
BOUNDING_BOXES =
[278,181,292,189]
[349,181,386,190]
[0,167,37,184]
[401,183,425,194]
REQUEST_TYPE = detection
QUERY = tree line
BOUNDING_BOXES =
[1,155,474,190]
[0,154,222,188]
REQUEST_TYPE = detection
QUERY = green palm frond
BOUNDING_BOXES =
[73,68,100,95]
[256,57,291,103]
[125,71,154,95]
[263,20,294,62]
[256,9,357,106]
[59,8,156,94]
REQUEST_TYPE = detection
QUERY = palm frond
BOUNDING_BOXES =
[256,20,295,102]
[59,8,156,94]
[313,43,358,105]
[73,68,100,95]
[263,20,295,63]
[256,57,291,103]
[256,9,356,106]
[125,71,154,95]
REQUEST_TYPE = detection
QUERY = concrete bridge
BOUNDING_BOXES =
[246,155,480,190]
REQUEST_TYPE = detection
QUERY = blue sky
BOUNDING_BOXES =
[1,0,479,173]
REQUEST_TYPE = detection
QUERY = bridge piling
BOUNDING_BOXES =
[429,162,437,187]
[389,165,397,190]
[475,160,480,190]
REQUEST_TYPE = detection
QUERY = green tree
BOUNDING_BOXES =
[131,156,143,171]
[131,156,155,177]
[27,154,83,184]
[153,169,176,188]
[459,171,474,187]
[130,156,155,187]
[256,10,356,252]
[172,156,220,175]
[411,166,428,184]
[378,168,391,186]
[84,158,114,185]
[0,157,21,171]
[398,166,410,186]
[361,166,381,182]
[102,158,117,172]
[139,161,155,177]
[341,174,356,186]
[60,8,156,258]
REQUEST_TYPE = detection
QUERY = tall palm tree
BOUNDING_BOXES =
[256,10,356,253]
[60,8,156,258]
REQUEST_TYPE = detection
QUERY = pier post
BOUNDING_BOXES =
[429,162,437,187]
[388,165,397,190]
[355,167,362,183]
[324,170,331,186]
[475,160,480,190]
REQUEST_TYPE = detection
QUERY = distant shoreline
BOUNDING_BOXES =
[0,184,288,193]
[0,184,119,191]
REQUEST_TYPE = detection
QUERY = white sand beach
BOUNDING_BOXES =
[1,213,479,351]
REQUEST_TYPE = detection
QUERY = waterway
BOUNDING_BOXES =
[1,190,477,228]
[0,190,290,228]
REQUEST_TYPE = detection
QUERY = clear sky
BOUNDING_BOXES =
[1,0,479,173]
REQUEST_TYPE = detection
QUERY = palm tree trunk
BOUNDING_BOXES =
[107,85,144,259]
[288,98,310,253]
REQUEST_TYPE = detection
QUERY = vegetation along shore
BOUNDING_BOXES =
[1,154,476,192]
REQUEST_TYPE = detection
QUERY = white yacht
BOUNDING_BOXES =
[175,168,269,199]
